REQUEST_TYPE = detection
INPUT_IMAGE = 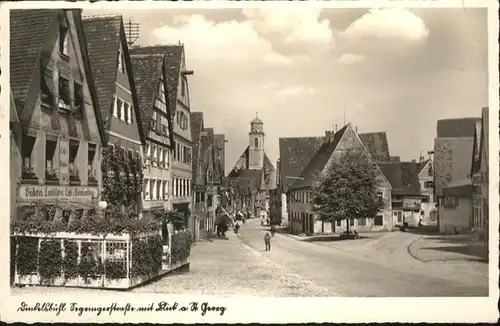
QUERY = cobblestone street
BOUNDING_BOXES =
[132,231,332,296]
[11,219,489,297]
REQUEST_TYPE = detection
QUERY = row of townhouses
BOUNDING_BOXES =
[275,109,489,239]
[9,9,226,242]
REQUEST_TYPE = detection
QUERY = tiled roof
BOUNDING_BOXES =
[417,159,430,173]
[443,179,472,197]
[378,162,421,196]
[129,45,184,117]
[358,132,390,162]
[437,118,479,138]
[10,90,19,123]
[263,154,276,171]
[389,156,401,162]
[10,9,59,109]
[230,169,263,193]
[290,125,348,190]
[279,136,325,191]
[82,16,122,129]
[214,134,226,176]
[130,54,164,140]
[10,10,107,144]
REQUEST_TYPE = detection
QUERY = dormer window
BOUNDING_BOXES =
[59,19,69,57]
[117,48,124,73]
[73,82,83,117]
[58,74,71,108]
[181,79,186,97]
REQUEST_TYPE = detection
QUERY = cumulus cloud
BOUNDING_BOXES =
[342,8,429,43]
[337,53,364,65]
[242,8,333,46]
[150,14,290,68]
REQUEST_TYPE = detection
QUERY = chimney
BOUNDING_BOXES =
[411,159,416,163]
[325,131,334,143]
[355,126,358,134]
[334,124,337,133]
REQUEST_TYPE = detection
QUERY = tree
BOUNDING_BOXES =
[311,148,385,233]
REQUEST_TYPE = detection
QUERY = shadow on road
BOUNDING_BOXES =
[420,245,488,262]
[401,226,439,235]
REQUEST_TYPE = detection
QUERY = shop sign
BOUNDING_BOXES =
[18,185,98,200]
[402,198,421,210]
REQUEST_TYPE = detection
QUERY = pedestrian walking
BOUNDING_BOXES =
[264,232,271,251]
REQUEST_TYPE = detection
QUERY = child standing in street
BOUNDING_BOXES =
[264,232,271,251]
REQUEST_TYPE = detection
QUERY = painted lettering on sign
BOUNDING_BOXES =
[18,185,98,200]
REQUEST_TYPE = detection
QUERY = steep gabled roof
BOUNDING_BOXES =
[417,159,430,173]
[437,118,480,138]
[10,90,19,123]
[358,132,390,162]
[231,169,263,193]
[129,45,184,117]
[10,9,106,145]
[378,162,421,196]
[10,9,58,109]
[278,136,325,191]
[83,15,145,144]
[129,54,164,140]
[290,125,348,190]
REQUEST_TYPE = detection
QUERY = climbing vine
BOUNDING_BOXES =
[38,239,62,285]
[63,241,79,280]
[101,143,143,211]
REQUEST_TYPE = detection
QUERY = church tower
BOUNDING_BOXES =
[248,115,265,170]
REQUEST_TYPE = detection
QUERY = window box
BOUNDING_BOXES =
[45,169,59,185]
[21,167,38,184]
[69,169,81,185]
[88,175,98,186]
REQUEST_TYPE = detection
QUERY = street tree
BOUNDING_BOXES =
[311,148,384,233]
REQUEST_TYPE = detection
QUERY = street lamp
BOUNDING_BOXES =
[98,201,108,210]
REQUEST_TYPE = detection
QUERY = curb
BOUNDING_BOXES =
[407,237,488,264]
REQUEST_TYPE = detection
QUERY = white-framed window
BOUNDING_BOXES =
[158,148,163,167]
[112,96,118,118]
[145,179,150,200]
[145,144,151,165]
[152,146,157,167]
[164,150,169,168]
[152,111,157,130]
[150,179,156,200]
[116,98,123,120]
[125,102,132,124]
[164,180,168,198]
[59,19,69,56]
[156,179,161,200]
[120,100,125,121]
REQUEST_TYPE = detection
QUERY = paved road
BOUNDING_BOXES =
[240,219,488,297]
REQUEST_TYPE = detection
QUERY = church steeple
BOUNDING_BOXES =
[248,113,265,170]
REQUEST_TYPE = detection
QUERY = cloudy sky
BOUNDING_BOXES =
[84,7,488,173]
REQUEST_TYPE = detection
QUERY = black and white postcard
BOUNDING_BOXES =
[0,0,498,323]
